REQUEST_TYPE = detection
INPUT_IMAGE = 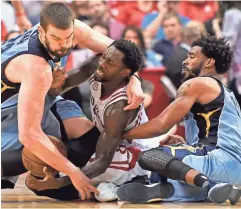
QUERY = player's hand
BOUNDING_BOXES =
[16,15,32,33]
[159,134,186,146]
[25,167,69,191]
[69,167,99,200]
[124,75,144,111]
[51,66,68,89]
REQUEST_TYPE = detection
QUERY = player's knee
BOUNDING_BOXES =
[66,126,100,168]
[138,148,175,170]
[138,148,192,181]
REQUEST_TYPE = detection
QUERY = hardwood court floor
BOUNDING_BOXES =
[2,174,241,209]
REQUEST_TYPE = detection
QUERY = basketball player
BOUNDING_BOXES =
[116,36,241,204]
[24,39,162,201]
[1,2,143,200]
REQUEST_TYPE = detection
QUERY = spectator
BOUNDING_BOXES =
[165,26,201,89]
[142,1,190,41]
[186,21,207,36]
[153,12,182,66]
[122,26,163,68]
[179,1,218,22]
[71,1,92,25]
[221,2,241,106]
[122,26,157,109]
[88,0,125,40]
[115,0,156,27]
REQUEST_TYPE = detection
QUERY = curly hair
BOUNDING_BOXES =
[192,35,233,74]
[110,39,143,74]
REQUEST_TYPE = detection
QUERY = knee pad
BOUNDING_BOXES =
[65,126,100,168]
[138,148,191,181]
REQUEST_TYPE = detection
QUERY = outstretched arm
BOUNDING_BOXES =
[81,100,138,179]
[49,54,101,96]
[123,79,201,140]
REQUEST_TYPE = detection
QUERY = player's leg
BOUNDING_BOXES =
[117,147,241,204]
[50,99,100,168]
[1,103,25,188]
[117,144,214,203]
[184,149,241,205]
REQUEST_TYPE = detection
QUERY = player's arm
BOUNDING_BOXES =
[74,19,113,53]
[123,78,202,139]
[81,100,137,179]
[17,56,79,174]
[16,55,98,199]
[49,54,101,96]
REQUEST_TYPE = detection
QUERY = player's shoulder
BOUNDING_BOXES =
[178,76,220,96]
[9,54,50,75]
[182,76,218,88]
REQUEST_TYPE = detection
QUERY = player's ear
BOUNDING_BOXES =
[205,58,215,68]
[38,26,45,35]
[121,68,131,77]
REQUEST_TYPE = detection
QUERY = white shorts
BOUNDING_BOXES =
[89,145,147,186]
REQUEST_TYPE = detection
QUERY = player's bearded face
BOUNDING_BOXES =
[181,46,205,83]
[44,35,73,58]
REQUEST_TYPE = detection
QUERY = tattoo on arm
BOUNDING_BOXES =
[176,82,191,98]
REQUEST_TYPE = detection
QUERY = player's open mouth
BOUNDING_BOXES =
[96,69,104,76]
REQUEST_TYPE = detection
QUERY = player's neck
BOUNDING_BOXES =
[101,79,128,98]
[199,68,217,77]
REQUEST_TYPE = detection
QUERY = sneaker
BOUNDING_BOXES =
[208,183,241,205]
[117,182,174,204]
[95,182,118,202]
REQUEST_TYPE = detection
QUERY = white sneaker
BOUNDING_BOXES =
[95,182,119,202]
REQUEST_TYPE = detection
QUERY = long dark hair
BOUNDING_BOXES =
[122,26,146,56]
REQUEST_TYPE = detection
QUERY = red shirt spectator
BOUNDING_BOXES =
[178,1,218,22]
[114,1,156,27]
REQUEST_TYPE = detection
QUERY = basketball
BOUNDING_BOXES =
[22,135,67,178]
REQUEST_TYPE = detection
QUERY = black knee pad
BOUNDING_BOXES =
[138,148,175,171]
[65,126,100,168]
[138,148,191,181]
[30,185,80,201]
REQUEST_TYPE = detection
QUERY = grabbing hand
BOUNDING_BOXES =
[159,134,186,146]
[25,167,69,191]
[69,168,99,200]
[124,75,144,111]
[51,66,68,89]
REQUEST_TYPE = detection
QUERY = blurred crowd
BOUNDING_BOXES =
[1,0,241,119]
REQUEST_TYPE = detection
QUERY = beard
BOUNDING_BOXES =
[181,66,201,83]
[44,36,72,58]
